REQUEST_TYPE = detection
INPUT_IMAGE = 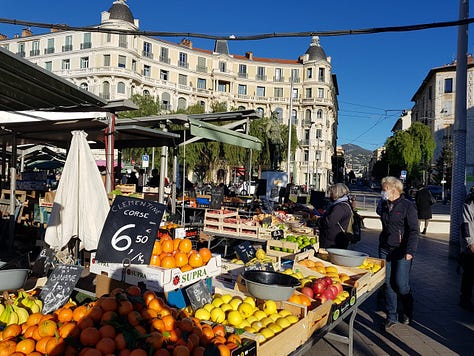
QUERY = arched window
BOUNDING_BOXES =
[162,92,171,110]
[117,82,126,94]
[178,97,187,111]
[199,100,205,108]
[291,109,297,125]
[143,89,150,96]
[238,105,246,111]
[256,107,264,117]
[80,82,88,91]
[317,109,323,119]
[305,109,312,125]
[102,81,110,100]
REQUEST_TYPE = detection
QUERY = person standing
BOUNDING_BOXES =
[415,184,434,234]
[265,111,283,170]
[318,183,353,249]
[378,176,419,330]
[460,186,474,312]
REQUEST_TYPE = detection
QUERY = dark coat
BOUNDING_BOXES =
[379,196,419,257]
[415,187,433,219]
[319,198,352,249]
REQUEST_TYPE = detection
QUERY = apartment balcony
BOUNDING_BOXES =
[299,139,310,146]
[196,88,212,97]
[178,61,189,69]
[291,77,300,83]
[142,51,153,59]
[238,72,248,79]
[62,44,73,52]
[273,76,285,82]
[178,84,192,92]
[17,51,25,57]
[44,47,55,54]
[29,49,40,57]
[159,56,170,64]
[99,92,111,100]
[196,65,208,73]
[119,41,128,48]
[80,42,92,50]
[255,74,267,81]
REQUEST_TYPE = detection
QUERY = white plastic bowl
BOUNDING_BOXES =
[326,248,369,267]
[0,269,30,291]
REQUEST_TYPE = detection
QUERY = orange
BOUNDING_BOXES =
[173,238,182,251]
[162,240,174,253]
[188,253,203,268]
[15,338,35,354]
[161,256,176,269]
[174,252,189,268]
[288,293,302,305]
[152,240,162,255]
[72,305,89,322]
[145,331,164,349]
[199,248,212,264]
[178,238,193,253]
[35,336,54,354]
[148,297,165,313]
[56,307,74,323]
[26,312,44,326]
[162,314,176,331]
[37,320,57,338]
[130,349,148,356]
[126,285,142,297]
[96,337,116,355]
[45,336,65,356]
[2,324,22,339]
[172,345,191,356]
[216,344,231,356]
[180,265,192,272]
[99,324,117,339]
[298,294,312,307]
[59,322,80,339]
[150,254,161,266]
[80,327,101,347]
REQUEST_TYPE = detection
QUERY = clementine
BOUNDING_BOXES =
[162,240,174,254]
[174,252,189,268]
[178,238,193,253]
[161,256,176,269]
[188,253,203,268]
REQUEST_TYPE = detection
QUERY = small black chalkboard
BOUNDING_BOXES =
[210,186,224,209]
[185,280,212,310]
[271,229,284,240]
[40,264,84,314]
[95,196,166,264]
[234,241,257,263]
[244,261,275,272]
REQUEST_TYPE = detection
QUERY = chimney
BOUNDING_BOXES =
[50,25,66,33]
[245,51,253,60]
[180,38,192,49]
[21,28,32,37]
[0,34,7,40]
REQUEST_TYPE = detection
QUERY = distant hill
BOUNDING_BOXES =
[342,144,372,175]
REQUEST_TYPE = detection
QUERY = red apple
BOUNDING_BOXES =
[312,280,326,295]
[322,287,336,300]
[300,286,314,299]
[323,277,333,287]
[328,285,339,298]
[333,283,343,295]
[315,293,327,304]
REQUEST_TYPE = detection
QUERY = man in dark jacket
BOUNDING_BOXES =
[378,176,419,330]
[415,184,434,234]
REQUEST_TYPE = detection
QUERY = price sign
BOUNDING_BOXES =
[271,229,284,240]
[185,280,212,310]
[95,196,166,264]
[210,186,224,209]
[39,264,84,314]
[234,241,257,263]
[244,261,275,272]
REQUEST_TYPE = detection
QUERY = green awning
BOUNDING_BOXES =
[188,117,262,150]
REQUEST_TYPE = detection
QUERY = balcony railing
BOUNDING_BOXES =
[273,76,285,82]
[62,44,73,52]
[29,49,40,57]
[196,65,207,73]
[142,51,153,59]
[178,61,189,68]
[17,51,25,57]
[80,42,92,49]
[44,47,55,54]
[159,56,170,64]
[256,74,267,81]
[238,72,248,79]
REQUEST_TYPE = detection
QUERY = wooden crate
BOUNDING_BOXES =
[239,224,260,238]
[303,299,333,339]
[204,208,238,223]
[266,239,319,259]
[114,184,136,194]
[360,257,386,292]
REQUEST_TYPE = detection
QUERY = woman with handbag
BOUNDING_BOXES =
[415,184,434,234]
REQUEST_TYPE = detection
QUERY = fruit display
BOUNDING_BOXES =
[192,292,300,344]
[268,234,317,253]
[296,259,353,285]
[149,236,213,272]
[357,259,382,273]
[0,290,43,326]
[229,248,277,269]
[0,285,245,355]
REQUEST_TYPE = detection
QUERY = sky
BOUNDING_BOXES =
[0,0,471,151]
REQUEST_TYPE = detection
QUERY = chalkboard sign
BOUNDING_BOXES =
[244,261,275,272]
[271,229,284,240]
[185,280,212,310]
[40,264,84,314]
[31,248,55,277]
[95,196,166,264]
[210,186,224,209]
[234,241,257,263]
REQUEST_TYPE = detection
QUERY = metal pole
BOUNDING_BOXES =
[286,78,294,180]
[449,0,469,259]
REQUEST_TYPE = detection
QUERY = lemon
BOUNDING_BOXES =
[256,248,266,260]
[243,296,256,308]
[237,320,251,329]
[220,303,233,313]
[229,298,243,311]
[282,269,293,275]
[221,294,233,304]
[285,315,299,324]
[253,310,267,321]
[326,266,339,274]
[227,310,244,327]
[203,303,215,312]
[246,315,258,324]
[263,300,277,315]
[293,272,304,279]
[244,326,257,333]
[276,317,291,329]
[251,321,264,332]
[238,302,255,318]
[268,313,281,321]
[210,308,225,323]
[278,309,292,317]
[194,308,211,321]
[260,327,275,339]
[212,297,224,308]
[261,317,274,327]
[267,322,283,333]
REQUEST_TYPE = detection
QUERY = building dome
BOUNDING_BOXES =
[305,36,327,61]
[108,0,134,24]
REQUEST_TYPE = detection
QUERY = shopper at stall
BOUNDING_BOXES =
[318,183,353,249]
[378,176,419,330]
[415,184,434,234]
[459,186,474,312]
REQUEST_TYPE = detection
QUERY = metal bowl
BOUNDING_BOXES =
[241,270,301,300]
[0,269,30,291]
[326,248,369,267]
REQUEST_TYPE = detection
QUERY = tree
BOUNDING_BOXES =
[433,141,453,186]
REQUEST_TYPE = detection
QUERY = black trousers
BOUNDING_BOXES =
[460,251,474,302]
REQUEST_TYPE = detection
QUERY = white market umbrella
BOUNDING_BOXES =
[45,130,109,252]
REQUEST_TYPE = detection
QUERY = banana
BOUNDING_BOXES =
[0,303,5,316]
[29,301,40,314]
[0,304,10,325]
[7,308,19,325]
[12,305,29,325]
[33,298,43,313]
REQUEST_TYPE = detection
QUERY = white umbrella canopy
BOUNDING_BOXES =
[45,130,110,252]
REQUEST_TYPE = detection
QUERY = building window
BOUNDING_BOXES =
[81,33,91,49]
[143,90,150,96]
[217,81,226,92]
[292,88,298,99]
[445,78,453,93]
[132,59,136,72]
[317,109,323,119]
[274,68,283,81]
[305,88,312,98]
[305,109,312,124]
[318,67,325,82]
[160,70,169,81]
[291,69,299,82]
[197,78,206,89]
[219,61,226,72]
[274,87,283,98]
[256,67,266,80]
[61,59,70,70]
[178,97,187,110]
[118,55,126,68]
[45,38,55,54]
[179,74,187,85]
[102,81,110,100]
[30,40,40,56]
[318,88,324,98]
[291,109,297,125]
[62,35,73,52]
[238,64,247,78]
[238,84,247,95]
[103,54,110,67]
[143,42,153,58]
[80,82,88,91]
[143,65,151,77]
[316,128,322,139]
[106,33,112,42]
[119,34,127,48]
[45,61,52,71]
[80,57,89,69]
[306,67,313,79]
[17,43,25,57]
[197,57,207,72]
[256,86,265,97]
[304,150,309,161]
[117,82,126,94]
[160,47,170,63]
[179,52,188,68]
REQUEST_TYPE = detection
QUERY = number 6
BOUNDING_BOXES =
[112,224,135,251]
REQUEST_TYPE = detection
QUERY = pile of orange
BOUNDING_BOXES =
[149,236,213,271]
[288,292,312,307]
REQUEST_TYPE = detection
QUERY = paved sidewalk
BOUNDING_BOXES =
[308,227,474,356]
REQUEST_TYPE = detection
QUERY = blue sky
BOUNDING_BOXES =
[0,0,470,151]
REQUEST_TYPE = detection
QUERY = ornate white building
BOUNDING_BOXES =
[0,0,339,190]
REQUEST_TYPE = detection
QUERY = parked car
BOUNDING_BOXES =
[426,185,443,201]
